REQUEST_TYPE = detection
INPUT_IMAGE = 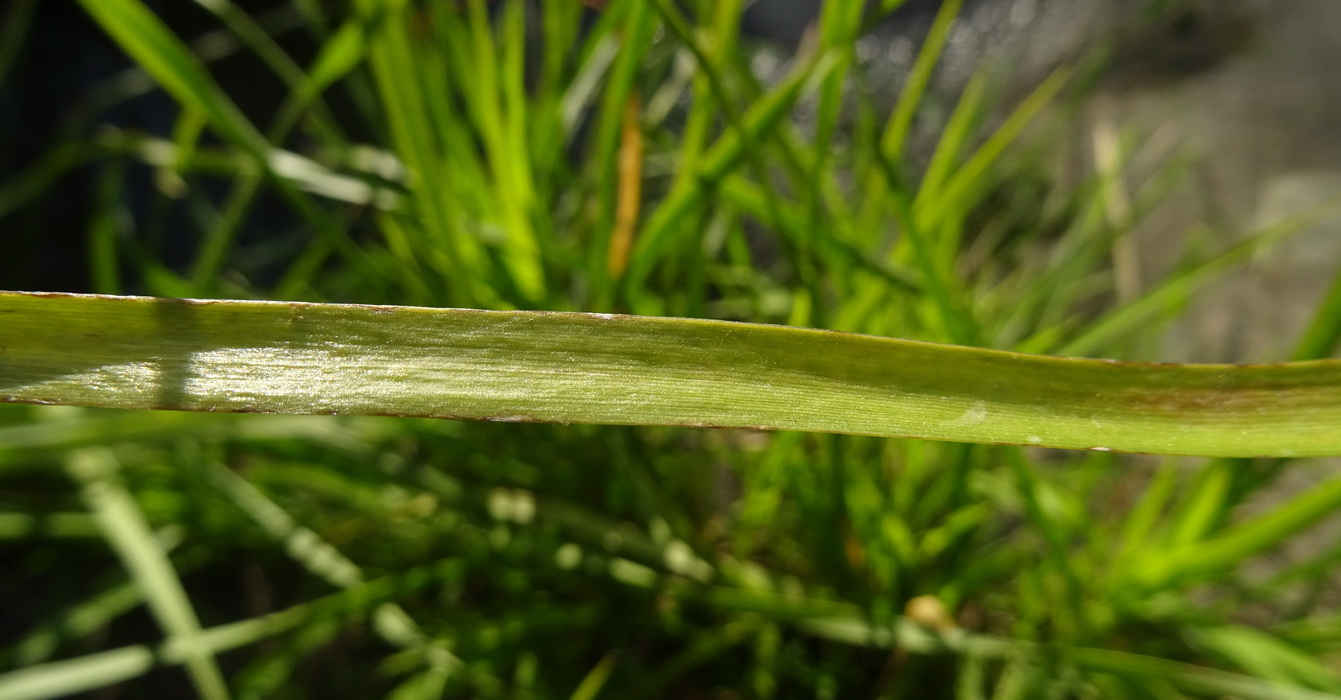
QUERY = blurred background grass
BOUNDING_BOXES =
[3,0,1341,697]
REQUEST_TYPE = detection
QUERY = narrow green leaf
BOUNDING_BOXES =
[65,448,230,700]
[1295,264,1341,361]
[75,0,266,156]
[568,651,620,700]
[0,0,37,82]
[1057,195,1341,358]
[0,557,469,700]
[78,0,383,292]
[1188,625,1341,693]
[3,292,1340,457]
[0,412,386,468]
[626,52,841,290]
[6,527,186,667]
[206,459,464,671]
[0,512,102,540]
[699,583,1334,700]
[878,0,964,164]
[924,66,1071,237]
[1069,646,1341,700]
[1127,472,1341,590]
[303,19,366,97]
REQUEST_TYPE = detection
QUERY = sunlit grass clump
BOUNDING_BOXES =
[3,0,1341,698]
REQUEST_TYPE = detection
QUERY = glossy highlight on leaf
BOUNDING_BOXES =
[2,291,1339,457]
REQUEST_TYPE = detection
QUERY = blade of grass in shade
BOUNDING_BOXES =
[917,67,1071,270]
[88,158,130,294]
[450,0,544,301]
[928,66,1070,223]
[1164,458,1235,547]
[854,0,963,241]
[1294,263,1341,360]
[0,412,389,468]
[0,142,92,221]
[78,0,384,294]
[1068,646,1341,700]
[97,134,393,212]
[0,512,102,540]
[648,0,794,252]
[1188,625,1341,693]
[0,558,469,700]
[495,0,548,295]
[1124,472,1341,591]
[386,666,451,700]
[800,0,867,326]
[560,14,623,145]
[1112,458,1180,566]
[697,585,1335,700]
[6,527,187,667]
[205,458,466,673]
[1003,447,1093,636]
[956,653,988,700]
[858,0,965,274]
[882,174,980,345]
[0,626,267,700]
[75,0,266,155]
[231,616,345,700]
[9,580,150,668]
[568,651,620,700]
[528,0,581,171]
[626,52,842,292]
[660,0,737,193]
[5,292,1341,457]
[644,620,757,693]
[81,4,308,117]
[0,0,36,82]
[65,448,230,700]
[716,175,921,293]
[913,68,990,222]
[878,0,963,166]
[189,0,348,145]
[187,5,363,294]
[354,0,478,300]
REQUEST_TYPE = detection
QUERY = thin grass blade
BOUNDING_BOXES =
[65,448,230,700]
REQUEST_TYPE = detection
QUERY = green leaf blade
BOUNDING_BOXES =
[2,292,1339,457]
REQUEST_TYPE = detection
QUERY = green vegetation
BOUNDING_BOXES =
[3,0,1341,697]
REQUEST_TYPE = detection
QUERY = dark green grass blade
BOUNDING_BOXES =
[2,292,1339,457]
[75,0,266,155]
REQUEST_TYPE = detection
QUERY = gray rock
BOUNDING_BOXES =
[1079,0,1341,361]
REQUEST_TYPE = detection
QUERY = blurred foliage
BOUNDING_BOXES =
[3,0,1341,698]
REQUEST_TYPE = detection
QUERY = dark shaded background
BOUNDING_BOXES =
[4,0,1339,362]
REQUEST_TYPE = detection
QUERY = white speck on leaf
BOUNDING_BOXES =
[946,401,989,427]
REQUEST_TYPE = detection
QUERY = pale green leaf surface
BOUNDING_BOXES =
[2,292,1340,457]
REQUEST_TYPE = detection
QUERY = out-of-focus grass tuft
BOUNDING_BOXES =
[3,1,1341,698]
